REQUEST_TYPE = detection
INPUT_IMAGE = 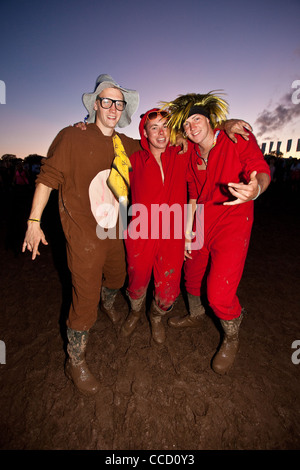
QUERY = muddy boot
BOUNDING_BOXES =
[100,286,122,325]
[168,293,205,328]
[211,312,244,375]
[65,328,100,396]
[149,301,169,344]
[120,294,146,337]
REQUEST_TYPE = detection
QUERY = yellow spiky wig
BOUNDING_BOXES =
[161,91,229,145]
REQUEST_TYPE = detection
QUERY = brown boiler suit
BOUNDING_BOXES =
[37,124,140,331]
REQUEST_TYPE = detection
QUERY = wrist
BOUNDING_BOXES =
[252,184,262,201]
[185,230,195,240]
[27,218,41,223]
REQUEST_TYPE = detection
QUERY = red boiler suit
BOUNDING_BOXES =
[125,111,191,310]
[184,130,270,321]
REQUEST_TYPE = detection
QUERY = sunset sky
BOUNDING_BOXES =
[1,0,299,159]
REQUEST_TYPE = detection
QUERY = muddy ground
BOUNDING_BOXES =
[0,183,300,452]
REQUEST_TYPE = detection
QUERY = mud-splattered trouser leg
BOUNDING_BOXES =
[184,213,252,321]
[126,239,157,303]
[126,238,184,311]
[66,237,126,331]
[153,239,184,311]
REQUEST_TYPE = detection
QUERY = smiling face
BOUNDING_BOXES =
[93,87,124,135]
[183,113,214,147]
[143,115,170,155]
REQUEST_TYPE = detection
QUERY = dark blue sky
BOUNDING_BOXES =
[1,0,299,157]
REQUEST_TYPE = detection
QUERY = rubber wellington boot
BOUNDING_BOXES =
[211,312,244,375]
[65,328,100,396]
[149,301,168,344]
[168,293,205,328]
[100,286,122,325]
[120,294,146,337]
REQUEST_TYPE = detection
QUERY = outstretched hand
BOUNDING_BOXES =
[224,171,260,206]
[22,223,48,260]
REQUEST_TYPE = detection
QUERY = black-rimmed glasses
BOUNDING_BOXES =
[97,97,127,111]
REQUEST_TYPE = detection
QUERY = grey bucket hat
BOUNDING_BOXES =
[82,74,139,127]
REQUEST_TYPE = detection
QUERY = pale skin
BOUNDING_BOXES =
[22,184,52,259]
[143,115,170,181]
[183,114,270,259]
[22,87,124,259]
[142,115,250,181]
[22,95,255,259]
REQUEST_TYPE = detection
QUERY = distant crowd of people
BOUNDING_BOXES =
[0,154,43,194]
[262,154,300,206]
[1,152,299,202]
[0,155,44,255]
